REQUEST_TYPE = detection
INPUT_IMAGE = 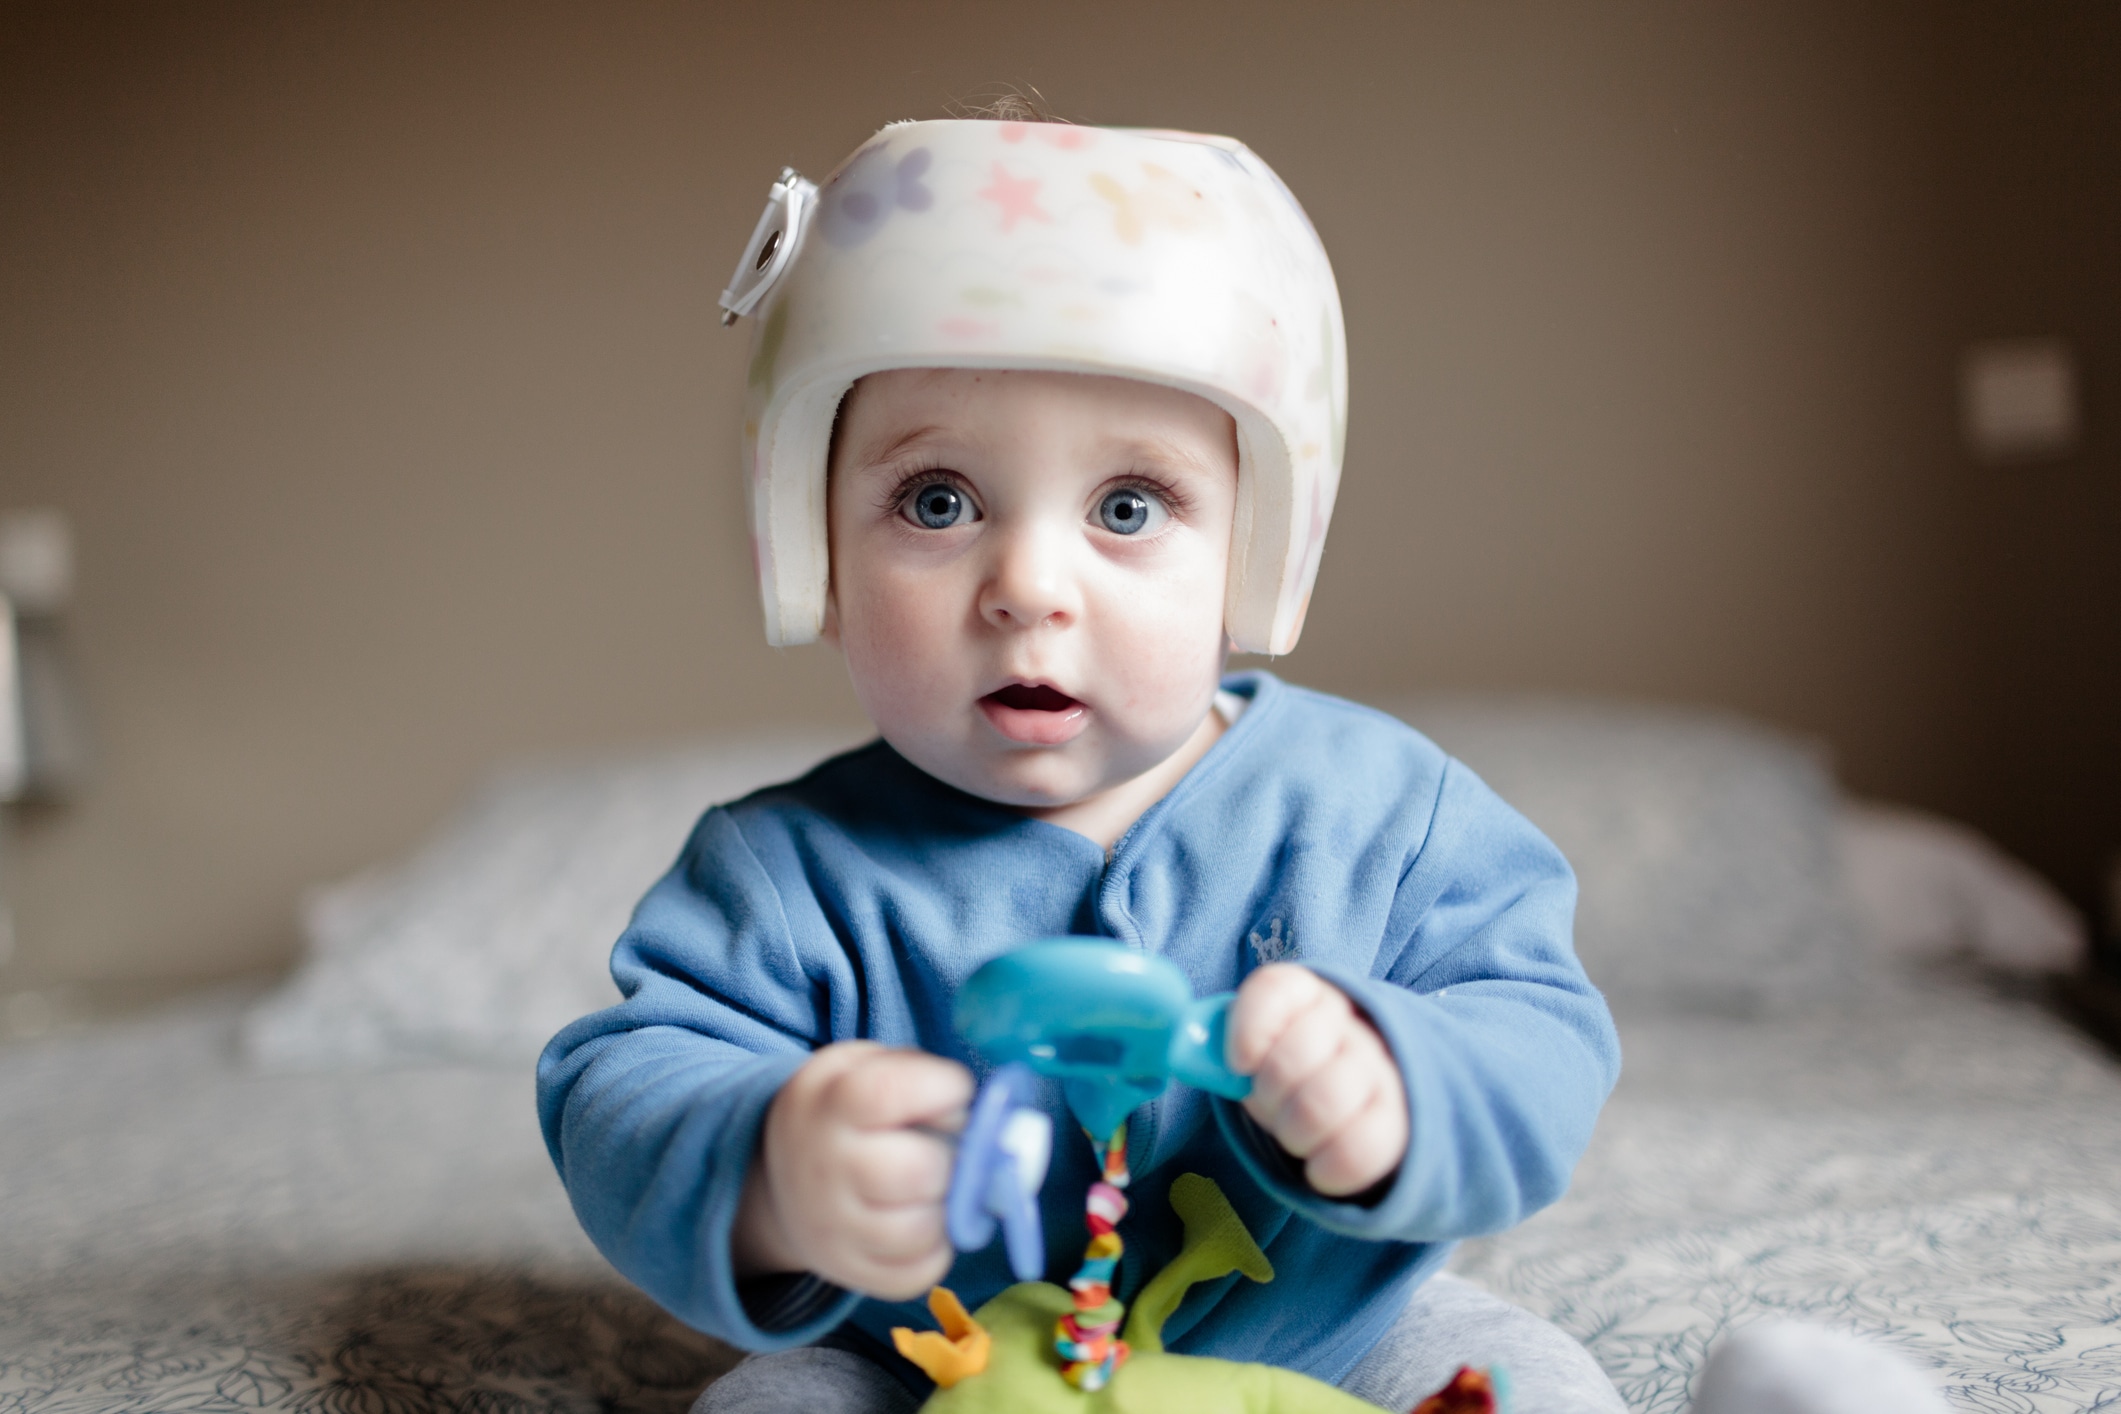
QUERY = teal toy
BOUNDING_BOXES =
[927,941,1512,1411]
[947,939,1257,1391]
[953,939,1253,1141]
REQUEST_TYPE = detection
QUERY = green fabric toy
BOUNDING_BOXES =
[896,1173,1389,1413]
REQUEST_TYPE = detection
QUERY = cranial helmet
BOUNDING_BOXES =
[720,119,1347,655]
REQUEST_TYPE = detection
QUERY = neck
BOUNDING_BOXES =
[1021,707,1227,852]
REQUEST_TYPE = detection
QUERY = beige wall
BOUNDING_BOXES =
[0,3,1999,988]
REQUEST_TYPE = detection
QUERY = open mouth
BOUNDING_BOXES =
[983,683,1080,713]
[978,682,1090,745]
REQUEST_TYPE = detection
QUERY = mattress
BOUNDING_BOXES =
[1456,968,2121,1413]
[0,988,739,1414]
[2,968,2116,1413]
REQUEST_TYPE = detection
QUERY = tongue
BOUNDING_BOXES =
[986,684,1078,712]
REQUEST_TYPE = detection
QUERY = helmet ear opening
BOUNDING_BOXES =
[1224,410,1298,656]
[754,375,853,647]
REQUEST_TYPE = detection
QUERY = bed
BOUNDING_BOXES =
[3,699,2112,1414]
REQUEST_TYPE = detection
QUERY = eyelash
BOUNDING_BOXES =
[878,464,968,517]
[1104,474,1193,522]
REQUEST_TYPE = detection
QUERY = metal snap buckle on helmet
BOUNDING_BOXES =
[718,167,816,325]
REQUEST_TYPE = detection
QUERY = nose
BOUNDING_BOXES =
[978,520,1082,632]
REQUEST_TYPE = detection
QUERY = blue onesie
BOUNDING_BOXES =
[537,672,1620,1387]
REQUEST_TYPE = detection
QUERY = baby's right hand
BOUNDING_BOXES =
[733,1041,973,1300]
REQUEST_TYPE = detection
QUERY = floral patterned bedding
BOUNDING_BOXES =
[2,968,2115,1413]
[1457,970,2121,1413]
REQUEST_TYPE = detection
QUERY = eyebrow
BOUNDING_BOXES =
[1101,434,1231,481]
[844,423,952,474]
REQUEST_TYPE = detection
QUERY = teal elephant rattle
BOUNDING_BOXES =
[953,937,1254,1139]
[944,939,1252,1389]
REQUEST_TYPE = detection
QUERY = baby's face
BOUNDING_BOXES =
[826,368,1238,813]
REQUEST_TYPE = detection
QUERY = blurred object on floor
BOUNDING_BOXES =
[1693,1321,1947,1414]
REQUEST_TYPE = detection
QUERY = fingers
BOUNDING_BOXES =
[1259,1040,1383,1157]
[750,1043,968,1299]
[845,1128,956,1207]
[783,1182,953,1300]
[827,1049,975,1131]
[843,1227,958,1302]
[1238,968,1357,1111]
[1303,1088,1410,1197]
[1234,967,1411,1198]
[1227,963,1333,1074]
[844,1197,951,1265]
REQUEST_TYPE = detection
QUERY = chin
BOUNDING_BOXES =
[959,758,1098,810]
[894,737,1092,810]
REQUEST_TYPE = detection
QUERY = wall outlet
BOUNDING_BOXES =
[1959,338,2081,464]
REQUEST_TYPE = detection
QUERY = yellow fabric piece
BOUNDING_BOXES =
[1085,1231,1124,1260]
[892,1287,991,1389]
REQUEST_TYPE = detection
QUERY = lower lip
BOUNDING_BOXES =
[979,696,1091,746]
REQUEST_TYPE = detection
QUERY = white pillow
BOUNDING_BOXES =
[243,730,868,1069]
[1375,696,1860,1016]
[250,698,2077,1070]
[1839,800,2086,973]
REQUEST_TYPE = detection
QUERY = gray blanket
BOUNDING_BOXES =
[2,969,2115,1412]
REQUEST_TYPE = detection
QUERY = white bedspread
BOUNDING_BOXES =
[2,968,2116,1412]
[1456,969,2121,1413]
[0,989,738,1413]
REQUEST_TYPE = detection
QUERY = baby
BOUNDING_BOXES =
[538,116,1623,1413]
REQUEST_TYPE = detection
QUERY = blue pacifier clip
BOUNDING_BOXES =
[945,1062,1051,1282]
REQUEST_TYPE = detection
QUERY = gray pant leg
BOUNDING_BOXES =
[1339,1272,1625,1414]
[692,1347,918,1414]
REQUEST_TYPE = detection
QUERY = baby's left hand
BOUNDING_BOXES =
[1227,964,1409,1198]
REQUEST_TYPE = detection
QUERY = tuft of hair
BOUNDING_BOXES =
[946,84,1070,125]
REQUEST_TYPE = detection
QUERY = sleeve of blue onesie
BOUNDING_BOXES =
[1213,757,1623,1244]
[535,806,865,1349]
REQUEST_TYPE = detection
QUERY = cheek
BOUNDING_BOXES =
[1098,545,1229,709]
[834,549,964,715]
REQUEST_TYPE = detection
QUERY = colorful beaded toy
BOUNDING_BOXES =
[1055,1127,1132,1390]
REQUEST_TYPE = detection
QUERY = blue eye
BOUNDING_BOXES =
[905,481,975,529]
[1097,487,1167,536]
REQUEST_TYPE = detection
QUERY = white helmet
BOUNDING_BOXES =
[721,119,1347,655]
